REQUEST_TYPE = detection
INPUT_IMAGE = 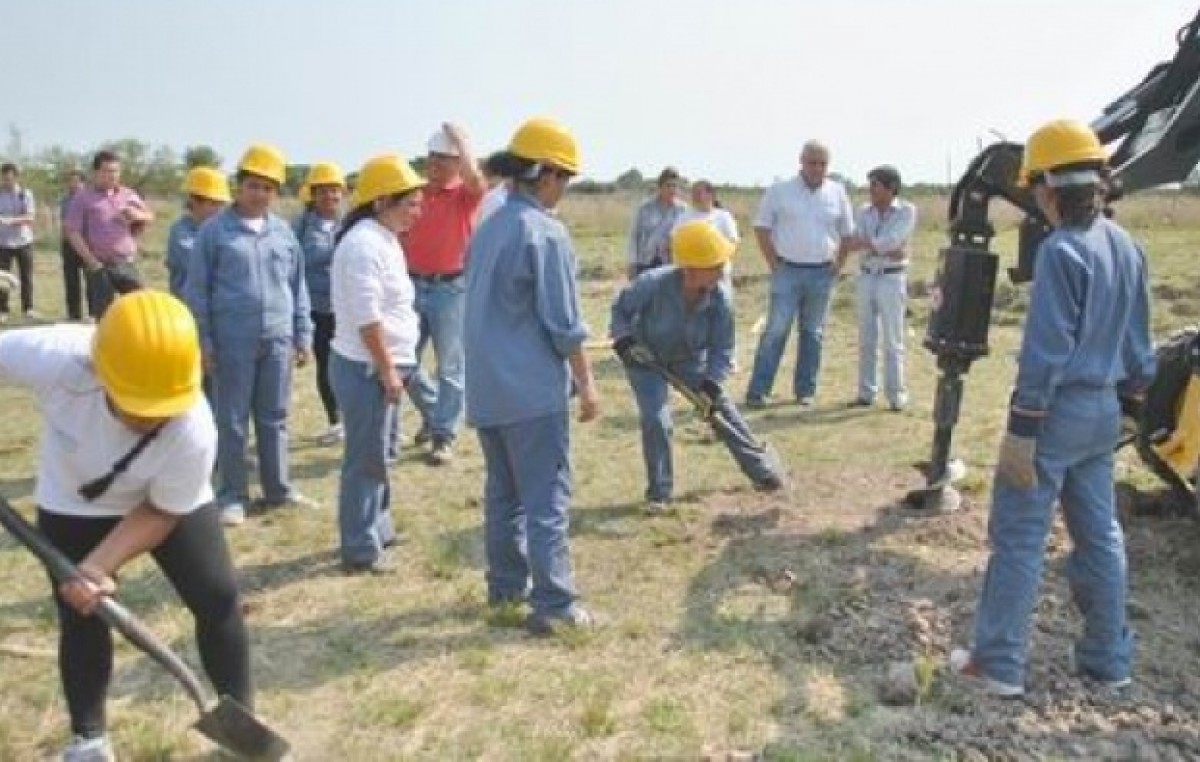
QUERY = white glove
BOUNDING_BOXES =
[995,432,1037,490]
[0,271,18,295]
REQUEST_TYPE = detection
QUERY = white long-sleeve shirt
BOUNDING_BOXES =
[330,218,419,366]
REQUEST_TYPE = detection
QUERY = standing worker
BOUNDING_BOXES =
[402,123,486,466]
[165,167,231,299]
[464,117,601,634]
[185,144,315,527]
[295,162,346,447]
[745,141,853,409]
[64,150,155,317]
[951,120,1156,696]
[611,220,783,513]
[0,290,255,762]
[626,167,688,278]
[0,163,37,323]
[329,155,424,573]
[58,169,91,321]
[843,165,916,412]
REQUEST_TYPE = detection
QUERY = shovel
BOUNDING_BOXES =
[0,498,290,760]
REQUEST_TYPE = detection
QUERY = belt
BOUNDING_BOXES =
[410,271,463,283]
[782,260,831,269]
[860,265,906,275]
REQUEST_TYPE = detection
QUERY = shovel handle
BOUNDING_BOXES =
[0,498,209,711]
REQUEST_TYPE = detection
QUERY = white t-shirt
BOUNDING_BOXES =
[754,177,854,264]
[673,207,740,244]
[0,325,217,518]
[330,218,419,366]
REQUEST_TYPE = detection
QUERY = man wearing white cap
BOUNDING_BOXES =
[401,123,486,465]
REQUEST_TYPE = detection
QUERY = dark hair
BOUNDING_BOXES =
[692,179,722,209]
[0,163,18,176]
[333,188,420,247]
[92,150,120,170]
[483,151,507,178]
[485,150,567,192]
[234,169,280,189]
[657,167,681,186]
[867,165,902,194]
[1038,161,1105,228]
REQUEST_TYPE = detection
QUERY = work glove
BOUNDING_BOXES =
[995,432,1037,490]
[613,335,655,367]
[0,271,18,295]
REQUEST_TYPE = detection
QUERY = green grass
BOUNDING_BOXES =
[1,191,1199,759]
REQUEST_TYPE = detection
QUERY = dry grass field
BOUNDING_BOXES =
[1,189,1199,760]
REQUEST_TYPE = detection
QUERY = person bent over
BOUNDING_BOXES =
[611,220,784,513]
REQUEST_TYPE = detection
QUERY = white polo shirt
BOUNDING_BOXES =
[754,176,854,265]
[0,325,216,518]
[330,218,420,366]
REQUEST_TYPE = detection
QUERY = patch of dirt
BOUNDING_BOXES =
[699,465,1200,760]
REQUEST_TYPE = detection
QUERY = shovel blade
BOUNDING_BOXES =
[193,695,291,761]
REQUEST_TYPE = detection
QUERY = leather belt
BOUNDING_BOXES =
[782,260,832,269]
[860,265,906,275]
[410,271,463,283]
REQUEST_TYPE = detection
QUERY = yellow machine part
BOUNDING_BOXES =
[1151,375,1200,478]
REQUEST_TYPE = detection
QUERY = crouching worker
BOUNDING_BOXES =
[0,291,252,762]
[611,220,784,513]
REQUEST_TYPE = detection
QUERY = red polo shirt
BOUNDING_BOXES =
[401,180,484,275]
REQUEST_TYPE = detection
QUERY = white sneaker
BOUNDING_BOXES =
[23,309,38,319]
[220,503,246,527]
[315,423,344,446]
[949,648,1024,698]
[62,734,115,762]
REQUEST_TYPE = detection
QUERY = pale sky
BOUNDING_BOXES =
[10,0,1199,185]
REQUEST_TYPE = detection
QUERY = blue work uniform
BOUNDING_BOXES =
[971,214,1156,688]
[610,266,779,500]
[186,206,313,510]
[295,208,341,427]
[165,215,200,299]
[464,191,588,619]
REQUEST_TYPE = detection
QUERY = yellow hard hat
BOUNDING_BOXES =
[672,220,735,269]
[92,290,202,418]
[298,182,311,205]
[508,117,581,175]
[305,161,345,189]
[182,167,231,203]
[1018,119,1106,186]
[237,143,287,185]
[348,154,426,209]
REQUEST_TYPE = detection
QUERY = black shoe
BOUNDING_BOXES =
[526,607,594,636]
[427,440,454,466]
[413,423,433,448]
[847,398,873,409]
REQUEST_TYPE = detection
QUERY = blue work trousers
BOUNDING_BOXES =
[747,264,837,401]
[972,387,1133,686]
[329,353,411,566]
[213,336,295,507]
[626,363,779,501]
[406,277,466,445]
[477,412,578,618]
[856,272,908,407]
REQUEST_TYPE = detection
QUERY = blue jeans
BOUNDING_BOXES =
[856,272,908,406]
[477,412,578,618]
[212,336,295,507]
[747,264,837,401]
[972,387,1133,686]
[329,353,411,565]
[626,362,781,501]
[406,277,466,444]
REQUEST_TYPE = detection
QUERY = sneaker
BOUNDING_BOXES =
[644,500,672,516]
[889,399,907,413]
[62,734,115,762]
[745,395,767,410]
[23,309,38,319]
[315,423,344,446]
[1068,650,1132,691]
[340,557,396,576]
[949,648,1024,698]
[427,440,454,466]
[220,503,246,527]
[797,396,815,408]
[526,606,594,636]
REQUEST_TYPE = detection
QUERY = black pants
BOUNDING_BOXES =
[60,238,90,320]
[0,244,33,314]
[37,504,252,738]
[312,311,339,425]
[86,260,142,318]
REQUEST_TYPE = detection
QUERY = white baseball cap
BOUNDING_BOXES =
[427,130,460,157]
